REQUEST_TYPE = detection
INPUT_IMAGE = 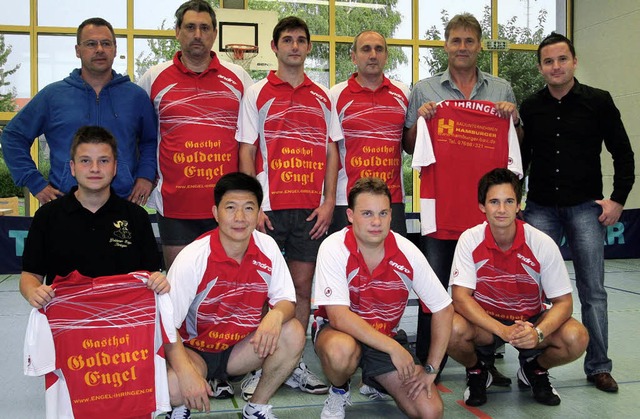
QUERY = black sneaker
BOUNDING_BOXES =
[463,363,492,406]
[517,360,561,406]
[488,364,512,387]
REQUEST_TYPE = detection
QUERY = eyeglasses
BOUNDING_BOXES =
[79,39,115,50]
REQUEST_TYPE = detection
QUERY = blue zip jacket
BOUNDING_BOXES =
[0,69,158,198]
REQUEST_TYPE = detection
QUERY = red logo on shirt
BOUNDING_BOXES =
[453,269,459,277]
[324,287,332,297]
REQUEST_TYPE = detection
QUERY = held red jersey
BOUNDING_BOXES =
[411,100,523,239]
[313,228,451,337]
[237,71,341,211]
[168,229,296,353]
[451,220,573,321]
[331,74,409,205]
[138,52,253,219]
[23,271,176,419]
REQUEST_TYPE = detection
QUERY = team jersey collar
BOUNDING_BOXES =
[208,228,260,265]
[482,218,527,255]
[173,51,220,76]
[343,226,401,275]
[267,70,314,89]
[347,72,391,93]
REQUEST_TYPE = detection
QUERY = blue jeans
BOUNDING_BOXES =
[415,236,457,366]
[524,199,611,376]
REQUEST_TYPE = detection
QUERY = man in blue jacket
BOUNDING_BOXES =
[0,17,157,206]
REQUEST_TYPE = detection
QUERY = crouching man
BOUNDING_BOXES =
[163,172,305,419]
[448,168,588,407]
[313,177,453,419]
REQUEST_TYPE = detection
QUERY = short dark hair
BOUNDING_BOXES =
[214,172,263,207]
[273,16,310,45]
[77,17,116,45]
[70,126,118,160]
[175,0,217,29]
[347,177,392,210]
[537,32,576,64]
[477,168,522,205]
[444,13,482,42]
[351,30,387,53]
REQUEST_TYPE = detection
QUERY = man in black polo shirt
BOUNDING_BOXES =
[20,126,168,308]
[520,32,635,393]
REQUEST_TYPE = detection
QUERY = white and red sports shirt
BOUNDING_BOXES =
[451,220,573,321]
[237,71,341,211]
[411,100,523,239]
[313,227,451,337]
[168,229,296,353]
[331,74,409,205]
[138,51,253,219]
[24,271,176,419]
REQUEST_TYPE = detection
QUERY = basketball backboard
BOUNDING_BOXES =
[213,8,279,71]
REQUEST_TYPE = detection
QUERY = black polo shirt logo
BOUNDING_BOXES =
[110,220,133,248]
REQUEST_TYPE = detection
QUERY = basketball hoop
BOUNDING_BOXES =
[224,44,259,71]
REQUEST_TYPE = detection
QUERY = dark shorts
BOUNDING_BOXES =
[478,312,545,362]
[313,319,417,393]
[359,329,418,391]
[157,215,217,246]
[265,209,324,262]
[188,345,242,382]
[329,203,407,235]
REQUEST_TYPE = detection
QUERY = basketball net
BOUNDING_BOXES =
[224,44,259,71]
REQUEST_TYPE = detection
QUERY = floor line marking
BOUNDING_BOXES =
[456,400,493,418]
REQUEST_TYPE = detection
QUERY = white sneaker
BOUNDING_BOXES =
[359,383,391,400]
[241,370,262,401]
[284,361,329,394]
[242,402,278,419]
[209,378,234,399]
[165,405,190,419]
[321,386,351,419]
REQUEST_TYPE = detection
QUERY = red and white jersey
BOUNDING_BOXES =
[24,271,176,419]
[138,51,253,219]
[313,227,451,337]
[168,229,296,353]
[451,220,572,321]
[331,74,409,205]
[237,71,341,211]
[411,100,523,239]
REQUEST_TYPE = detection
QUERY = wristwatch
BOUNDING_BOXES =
[534,326,544,344]
[425,364,439,375]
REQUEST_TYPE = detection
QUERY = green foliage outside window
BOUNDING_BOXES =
[0,34,19,112]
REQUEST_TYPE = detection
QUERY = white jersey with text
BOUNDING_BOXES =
[138,52,253,219]
[24,271,176,419]
[236,71,341,211]
[411,100,523,239]
[331,75,409,205]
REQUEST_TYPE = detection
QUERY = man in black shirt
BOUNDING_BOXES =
[520,32,635,393]
[20,126,168,308]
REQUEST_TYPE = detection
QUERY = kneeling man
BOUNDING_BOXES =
[448,168,588,407]
[313,177,453,419]
[164,172,305,419]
